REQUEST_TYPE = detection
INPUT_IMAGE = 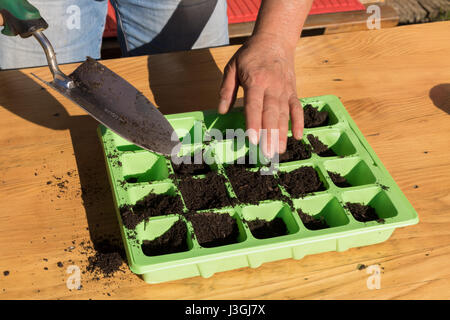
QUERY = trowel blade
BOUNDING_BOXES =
[33,57,180,156]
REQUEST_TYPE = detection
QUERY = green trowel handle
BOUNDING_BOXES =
[0,0,48,38]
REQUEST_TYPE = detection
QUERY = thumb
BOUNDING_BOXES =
[218,60,238,114]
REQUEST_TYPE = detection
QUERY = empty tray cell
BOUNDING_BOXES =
[242,202,299,239]
[213,139,248,165]
[186,210,246,248]
[120,183,184,229]
[324,157,376,188]
[119,152,169,183]
[103,127,143,152]
[341,187,398,223]
[307,129,356,157]
[279,136,312,163]
[293,194,349,230]
[278,164,328,197]
[178,172,233,210]
[168,117,205,145]
[204,109,246,137]
[139,217,193,257]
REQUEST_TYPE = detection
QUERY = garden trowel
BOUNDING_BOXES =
[0,0,180,156]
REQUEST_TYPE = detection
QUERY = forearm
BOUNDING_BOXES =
[253,0,313,49]
[0,13,3,26]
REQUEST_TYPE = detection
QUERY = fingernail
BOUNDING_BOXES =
[248,129,258,145]
[218,99,228,114]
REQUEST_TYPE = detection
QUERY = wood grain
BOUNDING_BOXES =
[0,21,449,300]
[228,3,399,38]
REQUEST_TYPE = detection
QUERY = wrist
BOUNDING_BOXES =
[247,32,297,57]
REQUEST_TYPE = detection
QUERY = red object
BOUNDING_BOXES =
[103,1,117,38]
[103,0,366,37]
[227,0,366,24]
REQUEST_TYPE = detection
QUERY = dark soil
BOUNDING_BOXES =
[303,104,329,128]
[178,172,232,210]
[171,152,212,176]
[279,137,312,163]
[86,239,125,278]
[226,165,283,204]
[234,153,262,168]
[187,212,240,248]
[119,193,184,229]
[246,218,287,239]
[141,220,188,256]
[328,171,351,187]
[279,166,324,197]
[125,177,138,183]
[344,202,383,223]
[297,209,329,230]
[307,134,336,157]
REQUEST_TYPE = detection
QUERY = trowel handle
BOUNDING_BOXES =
[0,0,48,38]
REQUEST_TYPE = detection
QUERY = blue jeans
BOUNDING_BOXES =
[0,0,229,69]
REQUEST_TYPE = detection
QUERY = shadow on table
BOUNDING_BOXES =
[429,83,450,115]
[146,49,224,114]
[0,70,123,256]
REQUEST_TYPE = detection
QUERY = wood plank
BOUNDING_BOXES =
[229,2,399,38]
[0,21,449,299]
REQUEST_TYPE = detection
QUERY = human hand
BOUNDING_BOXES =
[218,32,304,158]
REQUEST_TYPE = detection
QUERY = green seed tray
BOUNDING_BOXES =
[98,94,418,284]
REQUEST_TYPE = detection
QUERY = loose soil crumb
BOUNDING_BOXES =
[279,137,312,163]
[246,218,287,239]
[57,262,64,268]
[297,209,329,230]
[119,193,184,229]
[178,172,232,210]
[303,104,329,128]
[328,171,351,187]
[84,238,126,279]
[187,212,239,248]
[357,263,367,270]
[3,271,9,276]
[141,220,188,256]
[279,166,324,197]
[345,202,383,223]
[226,165,283,204]
[307,134,337,157]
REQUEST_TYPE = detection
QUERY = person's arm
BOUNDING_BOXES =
[0,14,4,25]
[218,0,313,157]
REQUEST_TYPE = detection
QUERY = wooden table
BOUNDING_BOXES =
[0,21,449,300]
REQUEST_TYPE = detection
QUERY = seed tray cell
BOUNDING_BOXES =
[98,95,418,283]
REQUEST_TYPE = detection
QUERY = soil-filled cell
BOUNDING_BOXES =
[187,211,245,248]
[226,165,283,204]
[241,202,299,239]
[178,172,233,210]
[324,157,376,187]
[140,218,191,256]
[307,130,356,157]
[279,165,327,197]
[341,188,398,223]
[293,194,349,230]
